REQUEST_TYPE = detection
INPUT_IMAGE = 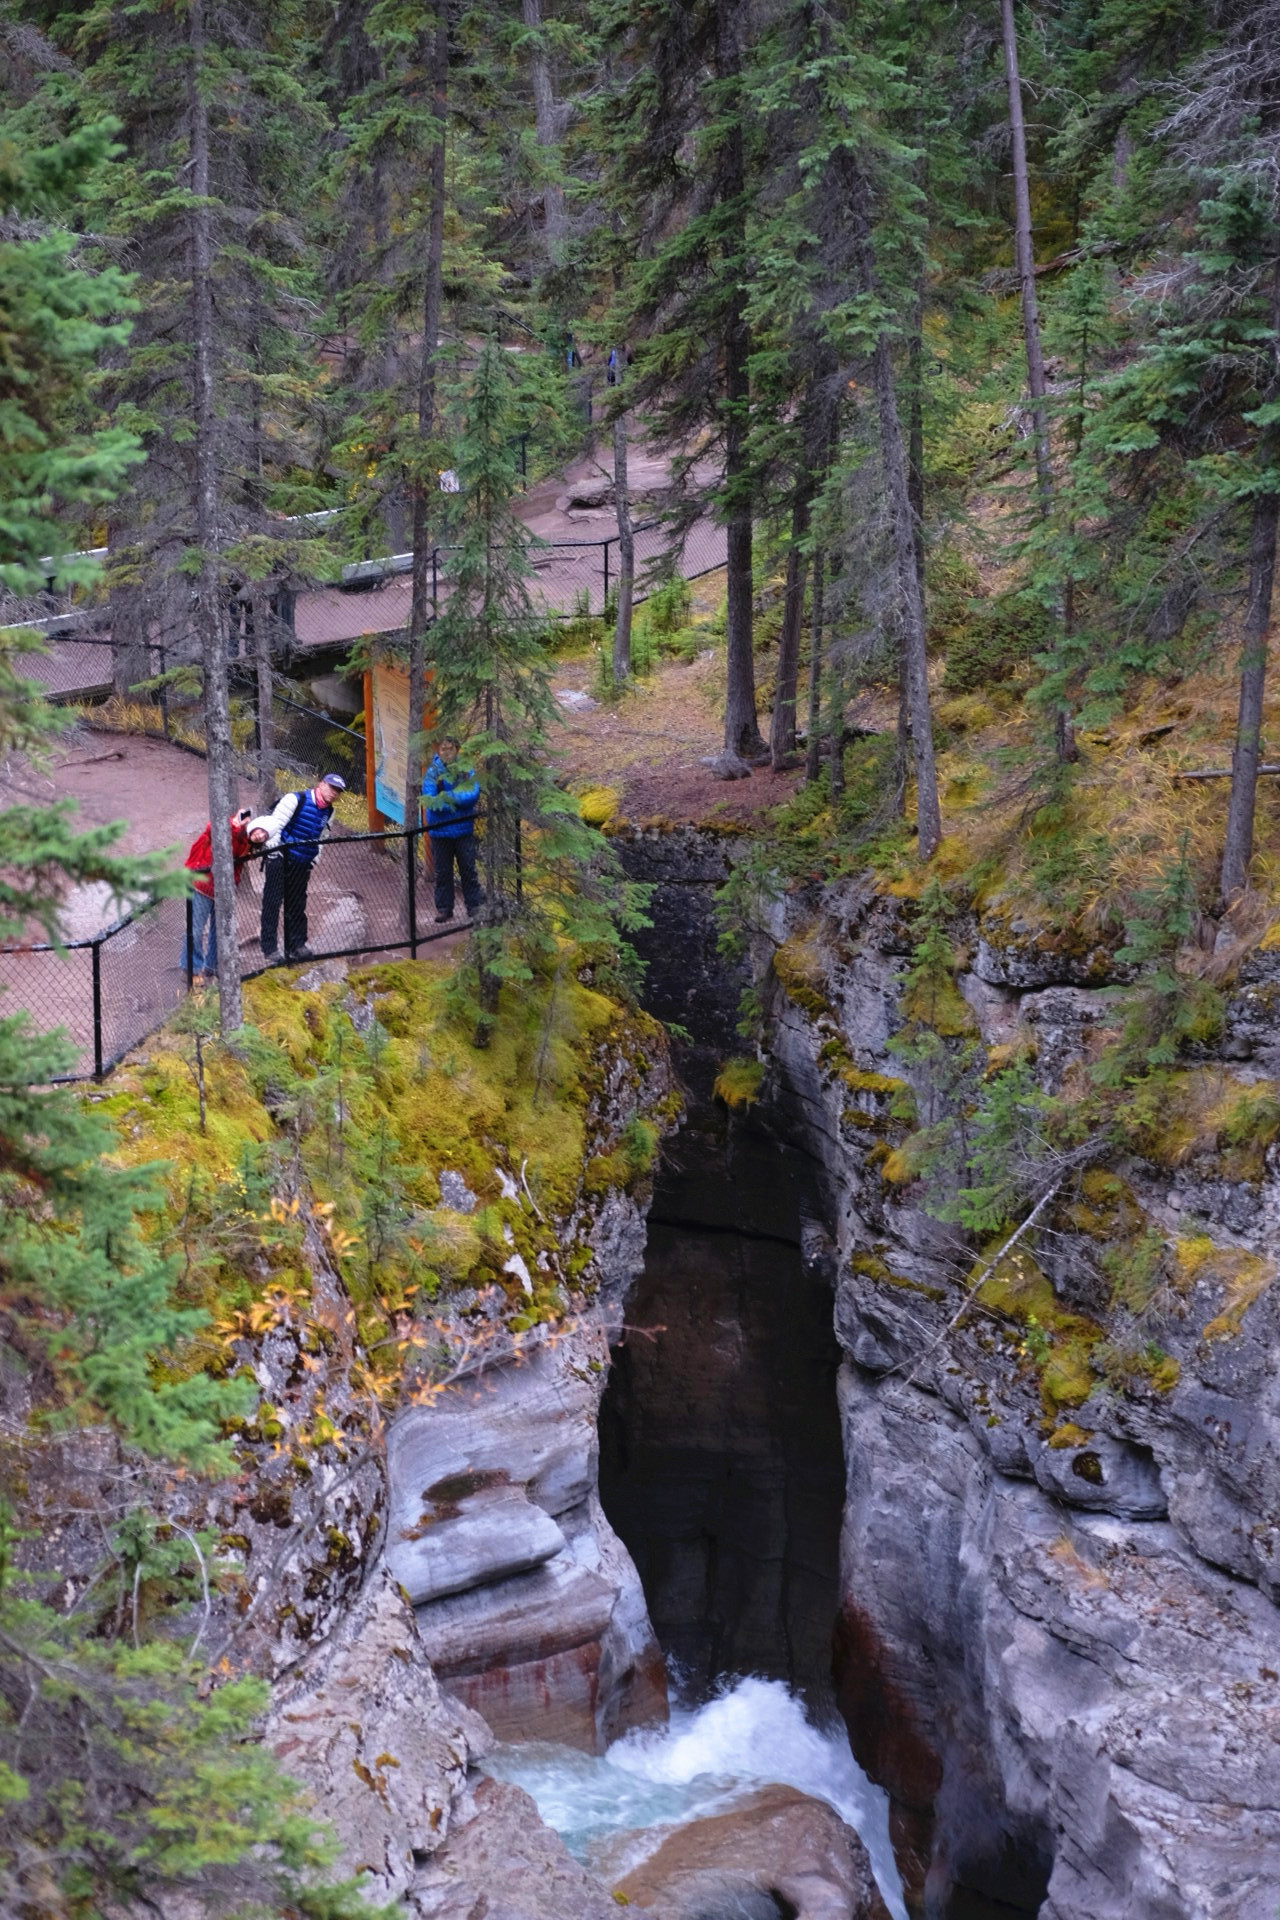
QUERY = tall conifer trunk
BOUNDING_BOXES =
[771,480,812,767]
[717,0,764,760]
[1222,256,1280,901]
[897,280,926,814]
[872,332,940,857]
[522,0,566,251]
[253,588,275,812]
[406,2,450,833]
[805,546,825,784]
[189,0,241,1030]
[1000,0,1053,512]
[612,398,635,681]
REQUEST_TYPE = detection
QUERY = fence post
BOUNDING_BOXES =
[431,547,439,616]
[406,829,419,959]
[185,897,194,990]
[602,538,611,612]
[92,939,104,1081]
[160,642,170,740]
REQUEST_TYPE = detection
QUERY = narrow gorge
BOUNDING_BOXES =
[289,821,1280,1920]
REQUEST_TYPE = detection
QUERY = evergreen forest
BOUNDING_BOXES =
[4,0,1280,1914]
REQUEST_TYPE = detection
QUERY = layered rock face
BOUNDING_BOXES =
[764,882,1280,1918]
[385,1310,668,1751]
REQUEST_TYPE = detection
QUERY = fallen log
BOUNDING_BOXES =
[1173,763,1280,781]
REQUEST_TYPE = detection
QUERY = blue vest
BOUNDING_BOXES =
[280,789,332,864]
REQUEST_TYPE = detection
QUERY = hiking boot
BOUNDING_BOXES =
[433,911,453,924]
[286,945,315,963]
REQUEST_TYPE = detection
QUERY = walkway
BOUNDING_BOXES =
[8,443,728,699]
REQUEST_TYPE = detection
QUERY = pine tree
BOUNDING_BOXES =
[594,0,767,759]
[744,0,941,852]
[428,333,647,1040]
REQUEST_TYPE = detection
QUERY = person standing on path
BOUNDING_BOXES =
[250,775,346,963]
[422,738,484,923]
[182,809,267,979]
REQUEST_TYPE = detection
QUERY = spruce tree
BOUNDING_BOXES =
[594,0,767,759]
[428,333,647,1040]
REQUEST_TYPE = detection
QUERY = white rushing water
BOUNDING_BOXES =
[486,1673,909,1920]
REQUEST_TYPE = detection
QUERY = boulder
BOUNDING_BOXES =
[554,481,614,512]
[410,1776,620,1920]
[700,751,754,781]
[606,1785,887,1920]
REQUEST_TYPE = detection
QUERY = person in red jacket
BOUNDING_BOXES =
[183,808,267,979]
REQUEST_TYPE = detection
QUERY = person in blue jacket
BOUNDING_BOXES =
[422,737,484,923]
[250,774,346,962]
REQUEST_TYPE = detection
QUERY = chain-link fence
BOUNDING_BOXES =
[0,825,468,1083]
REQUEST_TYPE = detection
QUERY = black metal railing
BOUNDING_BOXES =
[0,822,470,1084]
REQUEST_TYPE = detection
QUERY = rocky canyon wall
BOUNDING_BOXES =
[757,874,1280,1919]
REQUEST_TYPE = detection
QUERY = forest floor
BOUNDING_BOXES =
[548,565,808,829]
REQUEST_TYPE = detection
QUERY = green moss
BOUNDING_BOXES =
[1176,1235,1274,1341]
[1047,1421,1095,1450]
[96,950,672,1384]
[974,1245,1104,1414]
[849,1249,945,1300]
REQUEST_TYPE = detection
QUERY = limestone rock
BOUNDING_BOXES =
[265,1568,475,1901]
[606,1785,886,1920]
[751,866,1280,1916]
[388,1335,600,1529]
[410,1776,619,1920]
[437,1169,478,1213]
[388,1476,566,1605]
[700,750,753,780]
[386,1324,667,1751]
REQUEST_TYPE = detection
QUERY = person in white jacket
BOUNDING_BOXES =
[250,774,345,962]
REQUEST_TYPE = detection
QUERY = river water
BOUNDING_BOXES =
[489,1115,909,1918]
[488,1673,908,1917]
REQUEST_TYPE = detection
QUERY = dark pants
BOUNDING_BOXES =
[432,833,483,918]
[261,856,312,956]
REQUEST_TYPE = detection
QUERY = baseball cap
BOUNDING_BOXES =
[321,773,348,792]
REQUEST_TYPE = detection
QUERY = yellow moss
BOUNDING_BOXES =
[579,785,622,828]
[1039,1342,1096,1410]
[900,970,977,1038]
[100,951,671,1354]
[714,1057,765,1108]
[881,1136,932,1184]
[884,834,973,901]
[1135,1069,1280,1181]
[1176,1235,1275,1340]
[849,1248,944,1300]
[937,695,999,734]
[839,1065,907,1097]
[974,1244,1103,1412]
[772,931,830,1016]
[1048,1421,1095,1450]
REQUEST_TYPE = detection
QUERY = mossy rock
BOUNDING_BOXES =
[1176,1235,1274,1341]
[773,931,831,1017]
